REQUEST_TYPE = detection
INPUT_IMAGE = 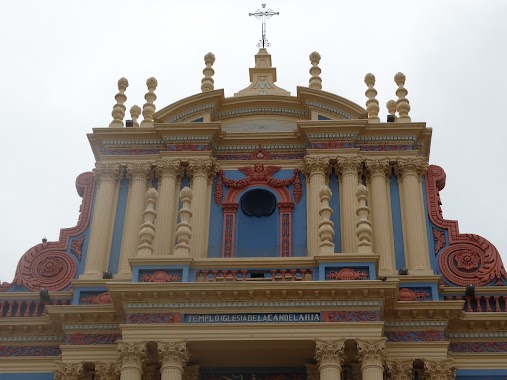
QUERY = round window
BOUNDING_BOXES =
[240,189,276,217]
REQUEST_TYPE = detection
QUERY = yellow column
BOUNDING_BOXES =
[188,159,217,258]
[158,341,190,380]
[117,163,152,277]
[357,339,386,380]
[153,160,182,255]
[83,163,122,279]
[300,156,330,256]
[118,341,146,380]
[365,158,396,275]
[396,158,431,274]
[336,156,362,253]
[424,359,455,380]
[315,340,345,380]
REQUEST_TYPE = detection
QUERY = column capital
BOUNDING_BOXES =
[364,158,391,178]
[395,157,428,180]
[158,340,190,368]
[95,361,121,380]
[93,163,122,183]
[187,158,218,179]
[300,156,331,178]
[336,155,363,176]
[315,339,345,368]
[386,360,413,380]
[117,341,147,368]
[156,159,184,179]
[54,361,85,380]
[126,162,152,182]
[357,338,386,367]
[424,359,455,380]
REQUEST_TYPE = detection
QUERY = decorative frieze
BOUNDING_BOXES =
[384,330,444,342]
[0,345,61,357]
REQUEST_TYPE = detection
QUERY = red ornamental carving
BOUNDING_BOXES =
[425,165,507,286]
[398,288,431,301]
[326,268,368,281]
[81,292,112,304]
[140,271,181,282]
[432,228,446,254]
[70,235,85,260]
[322,311,379,322]
[67,333,121,345]
[1,172,95,292]
[127,312,182,324]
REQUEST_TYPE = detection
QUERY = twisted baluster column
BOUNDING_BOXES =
[136,188,158,257]
[356,184,373,254]
[109,77,129,128]
[364,73,380,122]
[309,51,322,90]
[174,187,193,256]
[140,77,157,128]
[300,156,331,256]
[318,185,335,255]
[201,52,216,92]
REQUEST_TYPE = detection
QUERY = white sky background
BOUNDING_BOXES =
[0,0,505,283]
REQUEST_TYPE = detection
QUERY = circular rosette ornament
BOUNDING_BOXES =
[439,244,485,286]
[18,250,77,291]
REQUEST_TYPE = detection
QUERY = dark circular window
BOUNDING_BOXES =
[240,189,276,217]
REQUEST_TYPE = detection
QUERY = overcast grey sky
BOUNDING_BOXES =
[0,0,505,283]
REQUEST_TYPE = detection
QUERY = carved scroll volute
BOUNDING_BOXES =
[357,339,386,367]
[158,341,190,369]
[315,339,345,369]
[117,341,147,369]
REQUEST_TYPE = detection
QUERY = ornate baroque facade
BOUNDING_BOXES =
[1,47,506,380]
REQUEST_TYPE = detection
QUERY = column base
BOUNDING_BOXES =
[79,272,103,280]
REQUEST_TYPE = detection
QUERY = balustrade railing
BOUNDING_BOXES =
[0,299,70,318]
[194,268,314,282]
[444,295,506,312]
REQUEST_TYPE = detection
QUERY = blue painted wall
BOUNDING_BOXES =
[207,169,307,258]
[422,176,437,273]
[389,174,406,270]
[456,369,507,380]
[108,177,128,274]
[328,172,342,252]
[0,374,53,380]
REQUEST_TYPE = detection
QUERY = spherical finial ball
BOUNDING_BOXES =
[364,73,375,86]
[309,51,321,63]
[146,187,159,201]
[386,99,397,112]
[356,184,368,198]
[118,77,129,89]
[204,52,216,64]
[146,77,158,88]
[130,105,142,116]
[394,72,406,85]
[319,185,332,198]
[180,186,193,201]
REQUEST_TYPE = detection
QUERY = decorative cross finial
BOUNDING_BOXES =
[249,4,279,48]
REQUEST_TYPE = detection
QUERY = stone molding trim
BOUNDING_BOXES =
[1,172,95,292]
[425,165,507,286]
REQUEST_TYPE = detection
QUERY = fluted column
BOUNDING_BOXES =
[188,159,217,258]
[424,359,455,380]
[153,160,182,255]
[117,163,152,276]
[357,339,386,380]
[95,361,121,380]
[365,158,396,274]
[386,360,413,380]
[315,340,345,380]
[300,156,331,256]
[158,341,190,380]
[118,341,146,380]
[396,158,431,274]
[83,163,122,279]
[336,156,362,253]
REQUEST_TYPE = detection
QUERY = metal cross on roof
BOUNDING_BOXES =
[249,4,279,48]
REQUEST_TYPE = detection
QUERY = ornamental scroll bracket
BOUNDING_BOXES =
[425,165,507,286]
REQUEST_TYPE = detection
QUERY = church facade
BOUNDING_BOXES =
[1,47,507,380]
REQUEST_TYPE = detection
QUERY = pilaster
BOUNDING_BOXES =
[117,163,152,277]
[365,158,396,275]
[336,155,362,253]
[153,159,183,255]
[396,158,431,274]
[83,163,122,279]
[300,156,331,256]
[187,158,218,258]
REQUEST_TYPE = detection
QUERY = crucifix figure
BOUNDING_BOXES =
[249,4,279,48]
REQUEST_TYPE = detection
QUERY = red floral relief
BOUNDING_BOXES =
[398,288,431,301]
[326,268,368,280]
[140,271,181,282]
[81,292,112,304]
[432,228,446,254]
[1,172,95,292]
[70,235,85,260]
[425,165,507,286]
